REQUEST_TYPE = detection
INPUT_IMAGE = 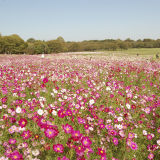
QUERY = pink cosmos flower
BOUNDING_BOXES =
[101,156,107,160]
[81,136,92,147]
[62,124,73,134]
[8,139,16,145]
[78,117,86,124]
[108,129,117,136]
[18,118,27,128]
[147,134,153,140]
[10,150,23,160]
[44,128,59,139]
[43,77,48,83]
[21,130,31,140]
[144,107,151,114]
[1,97,7,104]
[58,109,66,118]
[113,138,118,146]
[66,109,72,116]
[57,156,70,160]
[130,142,138,150]
[128,132,135,139]
[99,124,105,129]
[148,153,154,160]
[106,124,113,130]
[75,145,85,156]
[97,148,106,156]
[71,130,82,141]
[53,144,64,153]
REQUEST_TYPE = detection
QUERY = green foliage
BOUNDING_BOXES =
[0,34,27,54]
[46,40,65,53]
[0,33,160,54]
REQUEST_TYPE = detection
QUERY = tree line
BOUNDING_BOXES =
[0,33,160,54]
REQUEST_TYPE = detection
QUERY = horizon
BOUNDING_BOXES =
[0,0,160,41]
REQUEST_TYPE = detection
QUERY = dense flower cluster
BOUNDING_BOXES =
[0,55,159,160]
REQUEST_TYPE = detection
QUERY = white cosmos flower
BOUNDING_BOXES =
[52,110,57,116]
[19,127,26,131]
[157,139,160,145]
[64,96,67,99]
[143,130,147,135]
[106,86,111,91]
[37,109,44,115]
[16,107,22,113]
[32,149,40,156]
[126,103,131,109]
[89,99,95,105]
[89,127,93,131]
[117,117,123,122]
[117,124,123,130]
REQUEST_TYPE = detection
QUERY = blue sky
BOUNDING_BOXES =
[0,0,160,41]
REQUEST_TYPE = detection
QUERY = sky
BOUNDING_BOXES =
[0,0,160,41]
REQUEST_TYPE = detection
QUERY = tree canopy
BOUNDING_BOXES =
[0,33,160,54]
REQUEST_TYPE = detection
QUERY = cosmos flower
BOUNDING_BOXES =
[18,118,27,128]
[53,144,64,153]
[97,148,106,156]
[148,153,154,160]
[130,142,138,150]
[43,77,48,83]
[44,128,59,139]
[71,130,82,141]
[32,149,40,156]
[8,139,16,145]
[113,138,118,146]
[147,134,153,140]
[21,130,31,140]
[16,107,22,114]
[37,109,44,116]
[81,136,92,147]
[75,145,85,156]
[10,150,23,160]
[62,124,73,134]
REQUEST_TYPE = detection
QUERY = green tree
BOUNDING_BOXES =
[68,42,80,52]
[1,34,27,54]
[27,38,36,43]
[47,40,65,53]
[26,40,49,54]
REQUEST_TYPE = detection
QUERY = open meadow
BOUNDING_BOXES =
[0,54,160,160]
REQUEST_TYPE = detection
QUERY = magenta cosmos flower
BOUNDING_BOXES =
[43,77,48,83]
[130,142,138,150]
[53,144,64,153]
[81,136,92,147]
[44,128,59,139]
[18,118,27,128]
[62,124,73,134]
[113,138,118,146]
[10,150,23,160]
[71,130,82,141]
[8,139,16,145]
[75,145,85,156]
[97,148,106,156]
[57,156,69,160]
[21,130,31,140]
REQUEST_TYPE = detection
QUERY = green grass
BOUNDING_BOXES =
[104,48,160,56]
[69,48,160,58]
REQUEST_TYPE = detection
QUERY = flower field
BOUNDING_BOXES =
[0,55,160,160]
